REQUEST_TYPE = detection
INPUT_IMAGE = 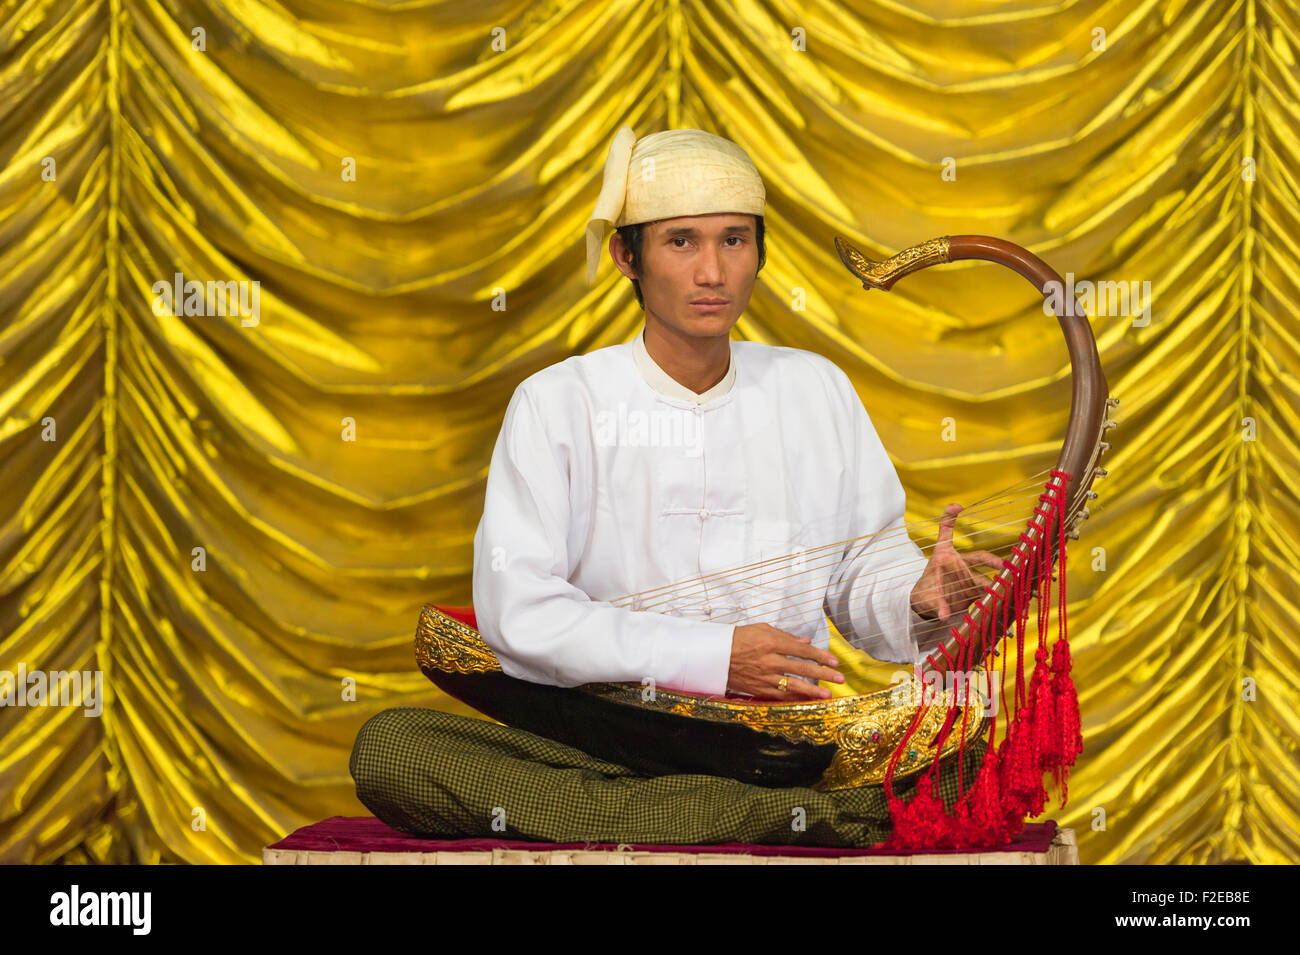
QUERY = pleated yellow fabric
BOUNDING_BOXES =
[0,0,1296,864]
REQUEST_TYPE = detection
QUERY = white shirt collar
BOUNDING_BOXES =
[631,330,736,406]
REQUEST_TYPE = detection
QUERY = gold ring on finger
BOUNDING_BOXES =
[777,675,789,692]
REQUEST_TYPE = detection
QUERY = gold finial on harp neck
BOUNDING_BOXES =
[834,236,952,292]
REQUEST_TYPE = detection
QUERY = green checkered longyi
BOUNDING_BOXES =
[349,707,987,847]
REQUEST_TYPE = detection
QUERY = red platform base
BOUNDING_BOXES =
[264,816,1078,865]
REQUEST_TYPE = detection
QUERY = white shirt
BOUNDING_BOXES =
[471,334,936,698]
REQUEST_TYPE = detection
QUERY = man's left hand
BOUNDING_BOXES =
[909,503,1002,621]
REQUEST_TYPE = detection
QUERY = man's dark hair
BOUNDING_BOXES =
[615,216,766,309]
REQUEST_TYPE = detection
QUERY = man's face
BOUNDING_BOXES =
[612,213,759,339]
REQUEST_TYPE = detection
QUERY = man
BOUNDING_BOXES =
[350,127,995,847]
[473,125,992,700]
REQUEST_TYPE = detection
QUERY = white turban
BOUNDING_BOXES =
[585,126,766,285]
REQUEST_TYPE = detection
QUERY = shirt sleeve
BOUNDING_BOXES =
[471,383,736,697]
[908,605,949,666]
[822,374,934,666]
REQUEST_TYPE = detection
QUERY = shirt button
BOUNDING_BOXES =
[698,509,710,519]
[693,405,702,416]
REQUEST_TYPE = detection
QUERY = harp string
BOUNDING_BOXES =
[719,499,1070,659]
[618,504,1024,623]
[659,528,1026,645]
[610,467,1053,608]
[615,474,1054,612]
[675,517,1026,618]
[612,470,1070,662]
[622,494,1040,614]
[651,546,1019,675]
[711,535,1051,664]
[705,539,1023,631]
[722,485,1072,643]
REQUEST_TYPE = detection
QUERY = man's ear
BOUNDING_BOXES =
[609,232,637,281]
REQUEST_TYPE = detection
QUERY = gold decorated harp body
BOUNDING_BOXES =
[416,235,1114,845]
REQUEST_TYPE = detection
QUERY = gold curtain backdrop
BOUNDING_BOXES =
[0,0,1295,864]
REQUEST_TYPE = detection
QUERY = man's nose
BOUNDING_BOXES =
[695,244,724,284]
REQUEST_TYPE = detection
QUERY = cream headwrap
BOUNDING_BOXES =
[585,126,766,285]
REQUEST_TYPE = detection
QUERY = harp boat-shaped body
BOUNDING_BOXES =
[416,603,987,790]
[416,235,1113,803]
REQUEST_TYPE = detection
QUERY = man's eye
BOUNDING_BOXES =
[671,238,689,248]
[726,236,743,246]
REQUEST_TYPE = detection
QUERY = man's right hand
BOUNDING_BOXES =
[726,623,844,700]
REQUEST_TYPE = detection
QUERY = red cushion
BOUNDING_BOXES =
[434,605,477,630]
[270,816,1058,856]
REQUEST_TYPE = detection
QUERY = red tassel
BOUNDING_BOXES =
[1048,469,1081,806]
[998,706,1044,824]
[1051,640,1083,804]
[883,772,953,850]
[958,747,1009,846]
[880,472,1081,851]
[1030,643,1061,772]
